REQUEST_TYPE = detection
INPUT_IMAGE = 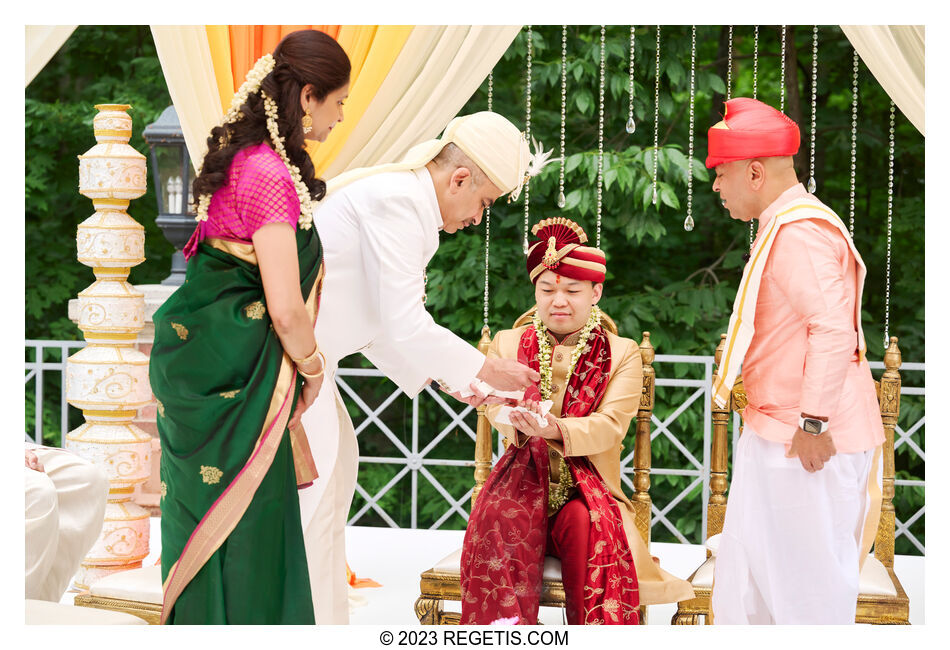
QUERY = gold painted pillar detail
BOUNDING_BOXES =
[65,104,152,589]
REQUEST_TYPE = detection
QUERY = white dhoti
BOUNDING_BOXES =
[25,446,108,601]
[711,428,879,624]
[298,371,360,624]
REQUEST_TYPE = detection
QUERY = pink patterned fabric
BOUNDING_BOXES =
[184,142,300,259]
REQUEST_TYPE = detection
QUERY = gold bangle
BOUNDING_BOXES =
[291,343,322,366]
[297,350,326,380]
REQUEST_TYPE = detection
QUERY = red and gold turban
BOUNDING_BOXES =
[526,218,606,284]
[706,97,800,168]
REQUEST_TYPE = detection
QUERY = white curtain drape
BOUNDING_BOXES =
[150,25,519,175]
[150,26,228,171]
[323,25,520,177]
[25,25,77,86]
[840,25,925,135]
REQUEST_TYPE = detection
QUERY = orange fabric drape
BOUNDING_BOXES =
[227,25,337,93]
[207,25,412,175]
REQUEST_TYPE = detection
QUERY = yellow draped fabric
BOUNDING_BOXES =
[205,25,412,175]
[151,25,518,175]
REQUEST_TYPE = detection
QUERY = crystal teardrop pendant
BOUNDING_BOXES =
[523,238,530,254]
[807,176,817,193]
[652,189,658,205]
[557,191,566,209]
[625,117,636,134]
[683,215,695,232]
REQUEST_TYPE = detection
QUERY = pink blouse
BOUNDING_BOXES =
[183,142,300,259]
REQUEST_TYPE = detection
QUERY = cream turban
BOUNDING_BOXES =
[326,111,532,198]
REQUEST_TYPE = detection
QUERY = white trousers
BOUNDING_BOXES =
[25,446,108,601]
[711,429,875,624]
[298,377,359,624]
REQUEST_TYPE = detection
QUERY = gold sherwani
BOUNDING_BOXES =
[485,325,694,606]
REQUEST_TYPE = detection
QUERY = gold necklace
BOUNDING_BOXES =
[531,306,602,515]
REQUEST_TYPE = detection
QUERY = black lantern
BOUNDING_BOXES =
[143,105,195,286]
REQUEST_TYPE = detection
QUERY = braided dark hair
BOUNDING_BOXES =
[192,30,350,204]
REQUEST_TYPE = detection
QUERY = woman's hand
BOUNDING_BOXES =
[289,373,323,430]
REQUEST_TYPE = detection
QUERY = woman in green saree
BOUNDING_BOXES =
[149,30,351,624]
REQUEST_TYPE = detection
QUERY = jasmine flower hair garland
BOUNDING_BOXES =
[194,53,314,230]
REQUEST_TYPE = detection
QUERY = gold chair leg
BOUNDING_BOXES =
[414,596,444,625]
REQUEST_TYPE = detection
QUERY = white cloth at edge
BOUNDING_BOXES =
[298,167,485,623]
[492,400,553,427]
[458,379,523,401]
[840,25,924,135]
[25,445,108,601]
[25,26,78,86]
[711,428,878,624]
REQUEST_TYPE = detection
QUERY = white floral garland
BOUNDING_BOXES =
[194,53,314,230]
[533,304,602,515]
[532,304,603,400]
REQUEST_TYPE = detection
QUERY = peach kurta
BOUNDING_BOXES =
[485,325,694,606]
[742,184,884,453]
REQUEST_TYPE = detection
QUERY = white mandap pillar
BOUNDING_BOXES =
[65,104,152,589]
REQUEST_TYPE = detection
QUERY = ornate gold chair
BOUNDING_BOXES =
[73,564,162,624]
[415,309,658,624]
[671,335,910,625]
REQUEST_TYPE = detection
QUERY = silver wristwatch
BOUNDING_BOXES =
[799,415,829,436]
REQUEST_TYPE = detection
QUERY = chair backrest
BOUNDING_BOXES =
[470,307,656,547]
[706,334,903,566]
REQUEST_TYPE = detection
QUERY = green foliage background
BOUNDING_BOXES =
[25,26,174,447]
[25,25,924,554]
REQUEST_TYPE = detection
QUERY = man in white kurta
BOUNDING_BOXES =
[299,112,544,623]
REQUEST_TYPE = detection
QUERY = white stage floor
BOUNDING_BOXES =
[63,518,925,625]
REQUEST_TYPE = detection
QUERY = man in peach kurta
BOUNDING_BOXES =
[460,218,692,625]
[706,98,885,624]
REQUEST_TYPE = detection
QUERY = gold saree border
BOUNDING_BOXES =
[207,237,259,265]
[160,353,297,624]
[290,260,325,486]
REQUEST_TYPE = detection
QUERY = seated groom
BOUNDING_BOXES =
[459,218,693,625]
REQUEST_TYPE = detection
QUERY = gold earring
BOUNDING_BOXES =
[302,110,313,134]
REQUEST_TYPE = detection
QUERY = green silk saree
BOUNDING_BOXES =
[150,227,321,624]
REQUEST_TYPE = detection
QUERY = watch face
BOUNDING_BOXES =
[803,419,822,434]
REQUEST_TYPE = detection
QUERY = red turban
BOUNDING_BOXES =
[705,97,800,168]
[526,218,606,284]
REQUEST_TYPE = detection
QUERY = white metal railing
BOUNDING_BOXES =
[24,341,925,553]
[336,356,925,553]
[25,340,87,444]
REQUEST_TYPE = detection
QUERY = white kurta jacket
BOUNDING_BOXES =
[297,168,485,622]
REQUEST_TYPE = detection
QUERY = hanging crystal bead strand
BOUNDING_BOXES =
[749,26,760,247]
[596,25,606,247]
[780,25,787,111]
[849,50,859,237]
[752,25,759,99]
[652,25,661,205]
[808,26,818,194]
[627,26,636,134]
[726,26,733,100]
[883,102,895,347]
[483,72,493,330]
[523,25,533,254]
[684,25,696,232]
[558,25,567,209]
